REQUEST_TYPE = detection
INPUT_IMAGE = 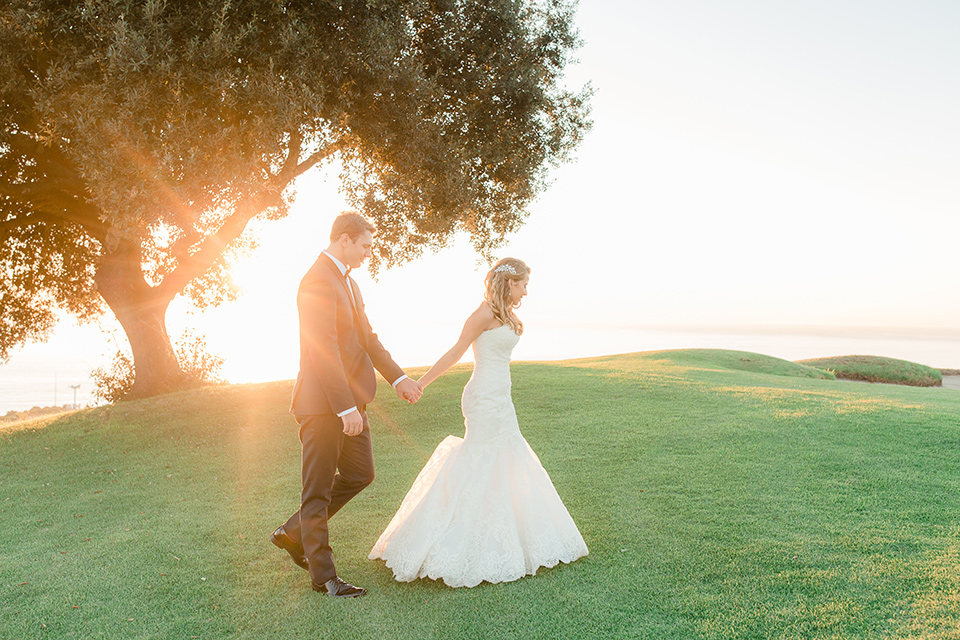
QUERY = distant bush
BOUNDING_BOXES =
[175,331,225,387]
[91,350,135,403]
[1,406,73,424]
[92,331,224,403]
[797,355,942,387]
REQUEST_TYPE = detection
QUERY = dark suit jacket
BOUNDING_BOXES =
[290,254,405,416]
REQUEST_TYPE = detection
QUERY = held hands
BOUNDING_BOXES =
[395,377,423,404]
[343,378,422,436]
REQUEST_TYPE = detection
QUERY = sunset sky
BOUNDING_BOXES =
[4,0,960,409]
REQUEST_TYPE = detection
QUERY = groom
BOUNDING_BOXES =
[270,211,422,598]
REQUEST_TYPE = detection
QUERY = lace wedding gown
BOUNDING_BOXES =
[368,325,588,587]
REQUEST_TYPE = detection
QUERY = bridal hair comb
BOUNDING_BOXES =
[494,264,517,275]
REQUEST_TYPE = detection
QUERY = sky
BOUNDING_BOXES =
[3,0,960,410]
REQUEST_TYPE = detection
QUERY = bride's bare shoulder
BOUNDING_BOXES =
[474,301,495,318]
[465,301,499,331]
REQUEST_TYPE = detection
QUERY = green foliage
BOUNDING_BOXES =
[0,0,591,369]
[798,355,943,387]
[174,330,225,387]
[0,202,103,362]
[90,349,135,404]
[91,330,224,402]
[2,351,959,638]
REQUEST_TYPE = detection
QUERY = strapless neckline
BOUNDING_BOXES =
[482,324,511,333]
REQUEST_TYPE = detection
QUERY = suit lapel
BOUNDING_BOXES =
[345,275,363,319]
[320,254,366,343]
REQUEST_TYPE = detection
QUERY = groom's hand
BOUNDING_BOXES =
[395,378,422,404]
[341,411,364,437]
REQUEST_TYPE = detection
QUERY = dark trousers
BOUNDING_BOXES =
[282,410,374,585]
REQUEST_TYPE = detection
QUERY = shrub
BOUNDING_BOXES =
[92,331,224,403]
[91,350,135,403]
[175,330,225,386]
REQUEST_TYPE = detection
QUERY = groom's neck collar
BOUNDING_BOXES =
[322,250,348,276]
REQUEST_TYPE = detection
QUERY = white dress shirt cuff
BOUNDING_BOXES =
[337,406,358,418]
[391,374,409,388]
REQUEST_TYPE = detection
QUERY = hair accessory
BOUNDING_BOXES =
[494,264,517,275]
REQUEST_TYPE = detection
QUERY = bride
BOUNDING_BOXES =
[368,258,588,587]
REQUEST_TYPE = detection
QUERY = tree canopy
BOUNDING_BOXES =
[0,0,591,397]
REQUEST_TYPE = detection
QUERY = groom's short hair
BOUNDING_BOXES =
[330,211,377,241]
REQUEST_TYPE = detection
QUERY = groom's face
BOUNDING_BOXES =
[343,230,374,269]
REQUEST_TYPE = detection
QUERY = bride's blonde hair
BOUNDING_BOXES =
[484,257,530,335]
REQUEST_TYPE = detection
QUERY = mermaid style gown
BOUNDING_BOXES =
[368,325,588,587]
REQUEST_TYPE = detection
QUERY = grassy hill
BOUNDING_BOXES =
[2,349,959,639]
[636,348,835,379]
[797,355,943,387]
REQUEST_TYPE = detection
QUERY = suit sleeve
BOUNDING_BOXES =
[299,275,356,415]
[354,284,405,385]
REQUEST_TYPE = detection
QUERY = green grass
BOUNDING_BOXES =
[798,355,943,387]
[2,349,959,639]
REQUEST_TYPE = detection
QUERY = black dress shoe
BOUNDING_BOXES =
[270,525,308,571]
[312,576,367,598]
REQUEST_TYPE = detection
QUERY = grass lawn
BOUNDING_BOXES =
[2,349,959,639]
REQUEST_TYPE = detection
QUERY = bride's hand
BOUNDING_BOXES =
[395,377,422,404]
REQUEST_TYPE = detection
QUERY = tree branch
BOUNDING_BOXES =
[276,130,304,183]
[151,138,346,302]
[0,211,53,233]
[4,129,50,161]
[153,190,282,301]
[1,131,109,241]
[0,182,108,241]
[277,139,345,186]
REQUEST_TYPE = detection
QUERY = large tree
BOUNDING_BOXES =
[0,0,590,398]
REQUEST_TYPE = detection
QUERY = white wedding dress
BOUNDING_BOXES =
[368,325,588,587]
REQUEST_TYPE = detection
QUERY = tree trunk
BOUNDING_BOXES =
[94,237,186,399]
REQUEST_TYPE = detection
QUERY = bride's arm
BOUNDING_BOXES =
[417,304,494,389]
